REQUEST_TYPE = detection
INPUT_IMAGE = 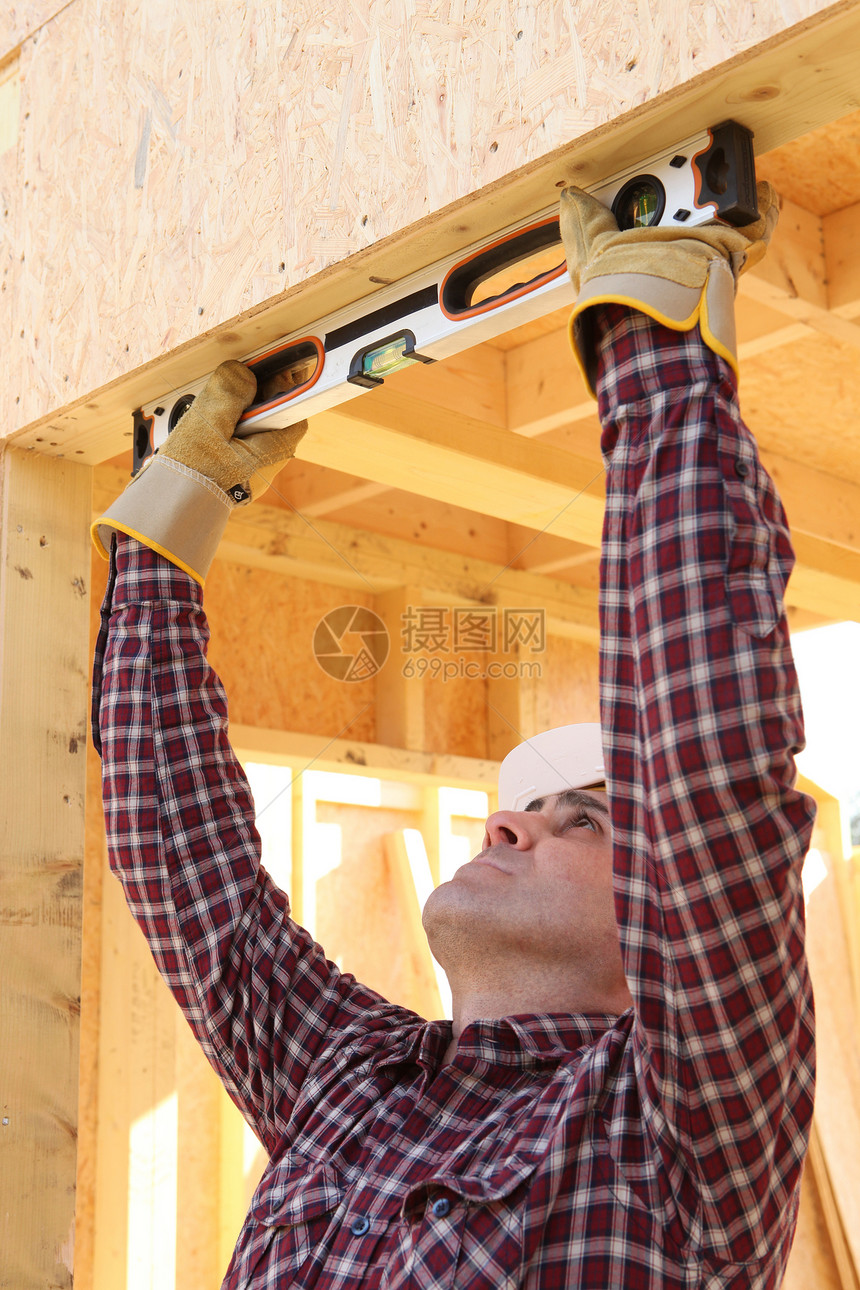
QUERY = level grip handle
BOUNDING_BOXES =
[440,217,566,321]
[231,337,325,436]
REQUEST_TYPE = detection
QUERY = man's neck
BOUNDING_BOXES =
[442,973,632,1065]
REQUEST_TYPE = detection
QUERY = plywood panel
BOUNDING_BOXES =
[530,634,602,736]
[204,557,378,742]
[424,653,490,759]
[6,0,860,459]
[742,332,860,480]
[0,2,70,52]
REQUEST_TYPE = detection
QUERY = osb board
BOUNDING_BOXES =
[424,654,493,760]
[529,635,602,734]
[0,1,70,52]
[5,0,860,461]
[204,558,377,741]
[741,330,860,480]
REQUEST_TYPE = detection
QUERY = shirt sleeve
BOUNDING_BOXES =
[93,534,415,1155]
[594,306,816,1260]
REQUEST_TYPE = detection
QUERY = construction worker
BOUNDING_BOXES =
[92,182,815,1288]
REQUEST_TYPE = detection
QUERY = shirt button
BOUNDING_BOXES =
[734,458,750,479]
[431,1197,451,1218]
[350,1215,370,1236]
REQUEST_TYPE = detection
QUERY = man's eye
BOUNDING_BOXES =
[563,812,597,833]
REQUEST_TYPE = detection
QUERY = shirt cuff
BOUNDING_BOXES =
[593,304,737,424]
[112,532,204,609]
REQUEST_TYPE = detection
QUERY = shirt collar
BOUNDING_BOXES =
[452,1013,622,1068]
[374,1010,628,1078]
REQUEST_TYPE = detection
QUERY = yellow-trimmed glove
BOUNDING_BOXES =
[559,180,780,396]
[92,360,307,584]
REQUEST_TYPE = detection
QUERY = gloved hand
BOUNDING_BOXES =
[92,360,307,584]
[559,180,780,395]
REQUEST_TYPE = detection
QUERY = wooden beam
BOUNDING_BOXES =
[788,536,860,622]
[229,724,499,788]
[302,482,390,517]
[383,831,446,1019]
[375,587,426,751]
[9,2,860,465]
[739,199,860,349]
[303,387,608,548]
[393,344,508,428]
[0,449,91,1289]
[96,389,860,625]
[765,455,860,555]
[92,464,601,640]
[826,202,860,317]
[522,549,601,578]
[219,510,600,642]
[506,326,594,440]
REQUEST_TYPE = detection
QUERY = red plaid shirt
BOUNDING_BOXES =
[94,309,815,1289]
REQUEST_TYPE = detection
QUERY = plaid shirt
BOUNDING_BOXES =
[94,308,815,1289]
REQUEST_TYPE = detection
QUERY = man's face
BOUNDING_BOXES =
[422,787,631,1011]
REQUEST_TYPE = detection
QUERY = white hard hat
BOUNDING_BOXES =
[498,723,605,812]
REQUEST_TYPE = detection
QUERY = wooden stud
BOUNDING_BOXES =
[486,640,542,761]
[799,775,860,1288]
[175,1012,223,1290]
[218,1090,248,1282]
[230,724,499,791]
[375,586,426,752]
[0,449,90,1290]
[825,201,860,318]
[420,786,443,888]
[806,1128,860,1290]
[94,863,179,1289]
[383,831,445,1019]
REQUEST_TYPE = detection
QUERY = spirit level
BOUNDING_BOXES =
[133,120,756,472]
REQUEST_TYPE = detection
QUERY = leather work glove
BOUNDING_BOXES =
[559,180,780,395]
[92,360,307,584]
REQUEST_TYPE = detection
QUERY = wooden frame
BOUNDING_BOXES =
[2,3,860,1285]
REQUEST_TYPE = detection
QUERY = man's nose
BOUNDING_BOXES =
[482,809,539,851]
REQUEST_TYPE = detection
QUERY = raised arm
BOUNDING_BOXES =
[562,187,816,1262]
[92,369,416,1153]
